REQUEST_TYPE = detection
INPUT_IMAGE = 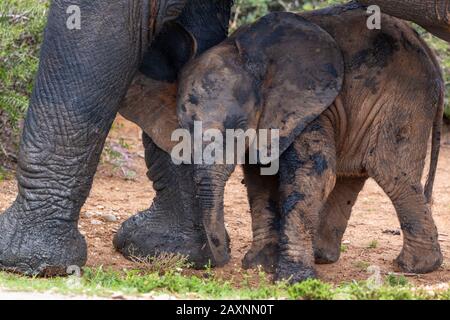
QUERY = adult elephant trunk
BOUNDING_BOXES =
[358,0,450,42]
[0,0,152,275]
[194,164,235,267]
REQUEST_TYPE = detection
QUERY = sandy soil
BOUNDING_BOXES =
[1,116,449,286]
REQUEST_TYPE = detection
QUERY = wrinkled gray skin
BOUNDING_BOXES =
[0,0,232,276]
[176,6,444,283]
[357,0,450,42]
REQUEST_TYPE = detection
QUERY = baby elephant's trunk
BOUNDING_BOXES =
[193,164,235,267]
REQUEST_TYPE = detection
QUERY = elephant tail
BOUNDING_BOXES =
[424,80,444,204]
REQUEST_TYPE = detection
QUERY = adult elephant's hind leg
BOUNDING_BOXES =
[314,177,366,264]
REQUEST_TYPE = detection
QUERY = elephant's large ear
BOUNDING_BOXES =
[120,21,197,154]
[119,73,179,154]
[140,21,197,82]
[235,13,344,155]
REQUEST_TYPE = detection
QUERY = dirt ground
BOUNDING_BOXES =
[1,116,449,286]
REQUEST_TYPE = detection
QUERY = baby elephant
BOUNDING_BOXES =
[174,6,444,282]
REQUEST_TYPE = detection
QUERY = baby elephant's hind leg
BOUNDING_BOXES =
[314,177,366,264]
[368,109,442,273]
[373,172,442,273]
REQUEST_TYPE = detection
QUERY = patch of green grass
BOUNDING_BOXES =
[102,146,122,163]
[385,274,409,287]
[129,252,192,275]
[287,279,334,300]
[0,0,49,127]
[0,267,449,300]
[340,244,348,253]
[367,240,378,249]
[118,138,131,150]
[0,165,9,181]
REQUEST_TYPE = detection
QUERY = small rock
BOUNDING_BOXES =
[102,213,117,223]
[342,240,351,245]
[382,229,401,236]
[91,219,103,225]
[84,212,95,218]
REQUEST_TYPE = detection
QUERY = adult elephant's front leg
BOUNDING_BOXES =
[0,1,146,276]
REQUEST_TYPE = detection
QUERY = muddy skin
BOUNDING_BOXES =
[0,0,232,276]
[176,4,444,282]
[314,177,366,264]
[241,165,279,272]
[114,1,233,267]
[113,135,214,268]
[175,12,345,279]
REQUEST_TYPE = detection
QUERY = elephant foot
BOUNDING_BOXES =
[113,209,218,269]
[313,242,340,264]
[0,202,87,276]
[394,245,443,274]
[275,257,317,284]
[242,242,278,272]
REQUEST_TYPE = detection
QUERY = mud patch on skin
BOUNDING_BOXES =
[364,77,380,95]
[242,242,278,272]
[276,256,317,283]
[282,191,305,215]
[279,145,306,185]
[304,122,323,133]
[312,153,328,175]
[324,63,339,78]
[347,32,400,71]
[188,94,199,106]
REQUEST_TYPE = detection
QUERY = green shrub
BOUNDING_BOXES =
[385,274,409,287]
[287,279,334,300]
[0,0,49,127]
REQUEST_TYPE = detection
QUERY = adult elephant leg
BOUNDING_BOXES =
[0,1,146,276]
[314,177,366,264]
[242,164,280,272]
[276,118,337,283]
[114,134,214,268]
[358,0,450,42]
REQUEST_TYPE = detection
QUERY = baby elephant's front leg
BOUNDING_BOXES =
[277,120,336,283]
[242,164,280,272]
